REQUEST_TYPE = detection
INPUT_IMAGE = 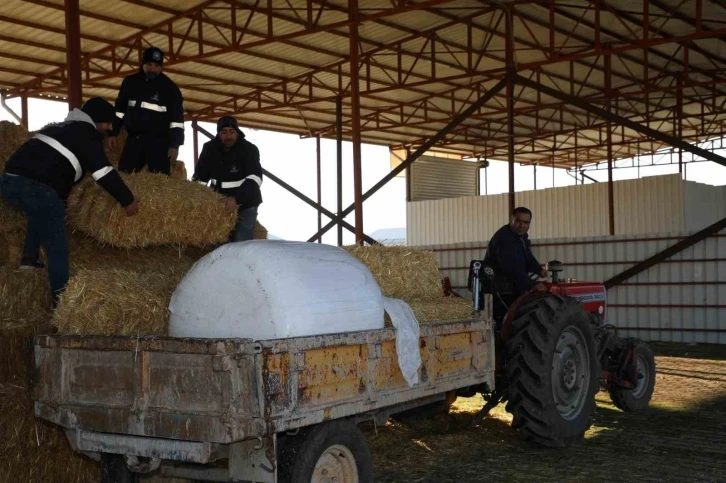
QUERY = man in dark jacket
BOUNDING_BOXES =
[483,207,548,300]
[192,117,262,242]
[0,97,139,306]
[111,46,185,175]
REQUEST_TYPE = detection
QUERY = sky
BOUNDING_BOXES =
[2,96,725,243]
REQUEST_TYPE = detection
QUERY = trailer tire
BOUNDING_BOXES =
[504,294,599,447]
[99,454,137,483]
[609,340,656,412]
[278,420,373,483]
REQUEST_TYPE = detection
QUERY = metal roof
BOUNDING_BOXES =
[0,0,725,168]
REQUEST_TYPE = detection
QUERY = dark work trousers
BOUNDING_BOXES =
[230,206,258,242]
[0,174,69,307]
[118,133,171,175]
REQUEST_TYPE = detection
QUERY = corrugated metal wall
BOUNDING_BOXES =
[410,156,479,201]
[419,229,726,344]
[684,181,726,231]
[406,174,706,245]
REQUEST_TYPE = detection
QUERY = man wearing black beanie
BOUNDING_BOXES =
[0,97,139,307]
[192,116,263,242]
[110,46,185,176]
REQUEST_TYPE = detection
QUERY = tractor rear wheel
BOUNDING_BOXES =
[504,294,599,447]
[609,340,656,412]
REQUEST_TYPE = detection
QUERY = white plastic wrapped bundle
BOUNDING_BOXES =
[169,241,385,340]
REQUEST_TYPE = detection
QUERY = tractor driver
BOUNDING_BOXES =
[483,207,549,310]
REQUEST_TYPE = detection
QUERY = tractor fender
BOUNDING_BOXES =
[500,292,536,341]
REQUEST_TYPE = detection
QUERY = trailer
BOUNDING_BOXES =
[32,298,494,482]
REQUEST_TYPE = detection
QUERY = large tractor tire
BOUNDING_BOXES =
[609,340,656,412]
[504,294,599,447]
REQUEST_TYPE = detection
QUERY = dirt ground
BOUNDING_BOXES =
[365,343,726,483]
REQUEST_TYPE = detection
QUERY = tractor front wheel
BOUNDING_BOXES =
[609,340,656,412]
[504,294,599,447]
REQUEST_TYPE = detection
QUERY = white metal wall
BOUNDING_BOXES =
[406,174,705,245]
[684,181,726,231]
[420,229,726,344]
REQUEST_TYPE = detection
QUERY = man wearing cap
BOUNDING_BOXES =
[111,46,185,176]
[0,97,139,307]
[192,117,262,242]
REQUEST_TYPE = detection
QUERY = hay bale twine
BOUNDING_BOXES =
[53,262,194,336]
[0,121,31,173]
[345,246,442,300]
[66,173,236,248]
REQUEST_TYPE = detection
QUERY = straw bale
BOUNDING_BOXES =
[66,172,236,248]
[407,296,473,324]
[0,268,52,321]
[254,220,268,240]
[0,382,99,482]
[346,245,442,300]
[104,127,127,168]
[0,121,31,173]
[0,318,53,385]
[53,263,194,336]
[171,160,188,180]
[0,200,26,265]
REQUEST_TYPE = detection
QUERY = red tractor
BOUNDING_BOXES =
[467,259,656,447]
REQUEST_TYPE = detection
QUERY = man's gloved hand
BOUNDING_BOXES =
[220,196,238,214]
[124,197,140,216]
[533,282,549,293]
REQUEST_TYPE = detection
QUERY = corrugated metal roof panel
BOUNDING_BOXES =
[0,0,722,163]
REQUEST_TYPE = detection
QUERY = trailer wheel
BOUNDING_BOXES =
[609,340,656,412]
[99,454,137,483]
[504,294,599,447]
[278,420,373,483]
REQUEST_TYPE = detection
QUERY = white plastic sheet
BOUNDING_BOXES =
[383,297,422,387]
[169,241,385,340]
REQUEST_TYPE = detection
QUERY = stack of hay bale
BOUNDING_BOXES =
[345,245,472,323]
[0,120,468,481]
[0,121,267,482]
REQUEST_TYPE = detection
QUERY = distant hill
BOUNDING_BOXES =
[369,227,406,245]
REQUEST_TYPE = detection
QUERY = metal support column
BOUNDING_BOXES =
[336,95,343,246]
[64,0,82,109]
[405,147,412,202]
[677,75,683,175]
[605,52,615,236]
[194,123,378,245]
[533,164,537,190]
[192,120,199,166]
[349,0,364,245]
[307,79,507,243]
[505,7,515,215]
[20,95,28,129]
[316,134,322,243]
